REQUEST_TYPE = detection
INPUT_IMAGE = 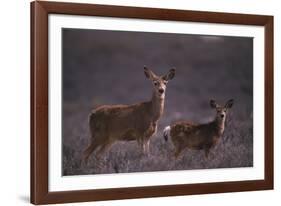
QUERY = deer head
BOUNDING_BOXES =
[210,99,234,123]
[144,66,176,100]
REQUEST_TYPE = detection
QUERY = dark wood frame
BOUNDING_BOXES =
[31,0,274,204]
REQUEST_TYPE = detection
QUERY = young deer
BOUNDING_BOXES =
[163,99,234,159]
[83,66,176,162]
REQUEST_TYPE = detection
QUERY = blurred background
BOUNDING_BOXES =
[62,28,253,175]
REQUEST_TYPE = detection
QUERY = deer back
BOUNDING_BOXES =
[89,101,157,141]
[170,121,220,150]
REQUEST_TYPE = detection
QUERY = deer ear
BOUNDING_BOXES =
[144,66,156,80]
[225,99,234,109]
[210,99,217,109]
[162,68,176,81]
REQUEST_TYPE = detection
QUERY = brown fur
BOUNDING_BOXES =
[169,99,234,159]
[83,67,175,162]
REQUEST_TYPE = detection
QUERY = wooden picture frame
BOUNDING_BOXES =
[31,0,274,204]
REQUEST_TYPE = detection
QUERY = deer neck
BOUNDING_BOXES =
[214,117,225,136]
[150,91,164,122]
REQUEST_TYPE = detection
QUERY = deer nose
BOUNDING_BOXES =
[221,114,225,118]
[159,88,164,94]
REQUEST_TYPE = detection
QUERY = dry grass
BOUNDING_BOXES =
[62,28,253,176]
[62,104,253,175]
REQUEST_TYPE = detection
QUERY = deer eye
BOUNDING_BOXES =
[154,81,158,86]
[163,81,167,85]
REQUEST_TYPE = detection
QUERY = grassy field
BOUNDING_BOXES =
[62,29,253,175]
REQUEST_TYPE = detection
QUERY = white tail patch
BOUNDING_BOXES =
[163,126,171,142]
[169,99,234,159]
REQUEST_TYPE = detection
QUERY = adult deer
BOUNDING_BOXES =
[83,66,176,162]
[163,99,234,159]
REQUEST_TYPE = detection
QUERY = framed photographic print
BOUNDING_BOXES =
[30,0,274,204]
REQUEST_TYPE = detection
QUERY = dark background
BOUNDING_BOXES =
[62,28,253,175]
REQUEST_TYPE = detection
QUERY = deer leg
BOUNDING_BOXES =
[96,139,113,158]
[142,137,152,156]
[141,141,146,154]
[84,138,111,169]
[174,147,182,159]
[141,123,156,156]
[204,148,210,159]
[173,140,182,159]
[142,139,150,156]
[145,140,150,155]
[138,137,145,154]
[83,141,100,163]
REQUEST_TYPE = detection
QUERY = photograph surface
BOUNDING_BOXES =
[62,28,253,176]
